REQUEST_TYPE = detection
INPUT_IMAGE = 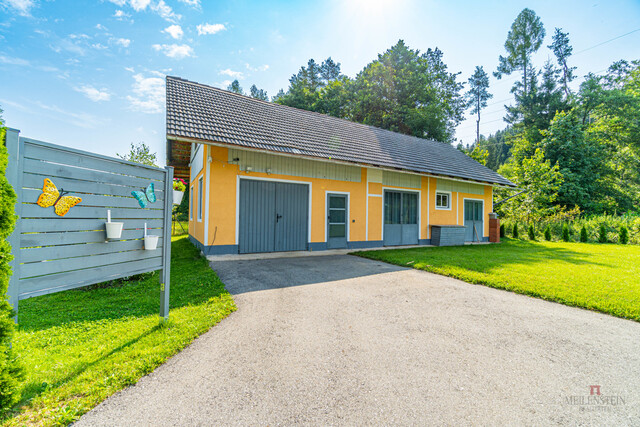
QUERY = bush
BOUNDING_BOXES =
[580,226,588,243]
[528,224,535,240]
[562,224,570,242]
[544,225,551,241]
[512,223,519,239]
[0,122,25,412]
[499,224,505,238]
[620,226,629,244]
[598,224,607,243]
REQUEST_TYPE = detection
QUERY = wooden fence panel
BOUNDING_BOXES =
[5,130,173,320]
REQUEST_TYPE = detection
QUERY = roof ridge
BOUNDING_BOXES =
[166,75,445,148]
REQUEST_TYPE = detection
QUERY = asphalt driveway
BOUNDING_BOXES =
[78,255,640,425]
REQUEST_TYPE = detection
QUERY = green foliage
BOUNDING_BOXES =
[494,8,546,97]
[466,145,489,165]
[465,66,492,144]
[544,225,552,241]
[249,84,268,101]
[499,224,505,238]
[512,223,519,238]
[477,127,514,171]
[562,224,570,242]
[580,226,588,242]
[0,109,25,413]
[598,224,608,243]
[548,28,576,98]
[227,79,243,94]
[357,239,640,321]
[620,226,629,244]
[276,41,465,144]
[116,142,158,167]
[528,224,535,240]
[496,147,563,224]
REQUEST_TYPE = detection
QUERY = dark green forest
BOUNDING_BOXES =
[232,8,639,225]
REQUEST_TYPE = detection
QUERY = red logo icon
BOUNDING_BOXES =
[589,385,601,395]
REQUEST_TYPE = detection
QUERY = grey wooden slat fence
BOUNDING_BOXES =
[5,129,173,321]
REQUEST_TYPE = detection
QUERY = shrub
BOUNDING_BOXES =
[528,224,535,240]
[620,226,629,244]
[544,225,551,241]
[512,223,519,239]
[499,224,505,238]
[580,226,588,243]
[0,122,25,412]
[562,224,570,242]
[172,177,186,192]
[598,224,607,243]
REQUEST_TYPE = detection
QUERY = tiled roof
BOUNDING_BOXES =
[166,76,516,187]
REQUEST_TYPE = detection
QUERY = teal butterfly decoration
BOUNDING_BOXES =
[132,183,156,208]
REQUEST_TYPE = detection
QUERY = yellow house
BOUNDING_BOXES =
[166,77,515,255]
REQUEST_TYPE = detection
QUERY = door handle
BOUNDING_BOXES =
[276,214,282,222]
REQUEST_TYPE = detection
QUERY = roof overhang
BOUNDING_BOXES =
[167,134,518,189]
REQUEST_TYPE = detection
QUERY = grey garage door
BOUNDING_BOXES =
[239,180,309,254]
[383,190,419,246]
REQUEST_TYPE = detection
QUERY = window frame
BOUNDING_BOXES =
[197,177,203,222]
[189,185,194,220]
[435,191,452,210]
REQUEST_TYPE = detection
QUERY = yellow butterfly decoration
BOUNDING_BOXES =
[37,178,82,217]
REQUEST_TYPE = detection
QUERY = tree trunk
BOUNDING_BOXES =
[476,95,481,145]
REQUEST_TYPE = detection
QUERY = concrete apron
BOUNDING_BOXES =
[205,241,491,261]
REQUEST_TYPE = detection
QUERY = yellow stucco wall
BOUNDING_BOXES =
[189,145,495,248]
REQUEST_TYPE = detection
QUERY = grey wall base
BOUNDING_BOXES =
[190,235,436,254]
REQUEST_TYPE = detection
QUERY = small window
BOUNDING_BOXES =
[189,186,194,220]
[197,177,203,221]
[435,192,450,210]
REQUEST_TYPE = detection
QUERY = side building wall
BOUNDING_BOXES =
[187,144,493,254]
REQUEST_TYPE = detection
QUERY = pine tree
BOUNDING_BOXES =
[465,66,493,144]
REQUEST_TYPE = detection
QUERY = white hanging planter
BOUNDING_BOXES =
[173,190,184,205]
[144,235,159,251]
[105,222,124,239]
[105,210,124,239]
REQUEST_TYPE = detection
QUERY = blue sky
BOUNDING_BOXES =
[1,0,639,164]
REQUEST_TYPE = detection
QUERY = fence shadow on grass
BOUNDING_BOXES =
[17,237,227,332]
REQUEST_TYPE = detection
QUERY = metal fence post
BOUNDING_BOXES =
[5,129,22,322]
[160,166,173,320]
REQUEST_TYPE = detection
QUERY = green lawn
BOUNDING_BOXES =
[356,239,640,321]
[3,236,236,426]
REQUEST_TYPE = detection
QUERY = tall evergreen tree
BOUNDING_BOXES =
[249,84,269,101]
[548,28,576,98]
[465,66,493,144]
[494,8,546,97]
[227,80,243,95]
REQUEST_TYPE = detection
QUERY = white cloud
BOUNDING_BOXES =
[74,85,111,102]
[151,0,180,22]
[34,101,105,129]
[245,63,269,72]
[0,55,30,66]
[179,0,199,6]
[162,24,183,40]
[95,23,108,31]
[1,0,35,16]
[219,69,244,79]
[124,66,135,72]
[152,43,193,59]
[91,43,108,50]
[197,23,225,35]
[115,38,131,47]
[127,73,165,113]
[130,0,150,11]
[113,9,130,20]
